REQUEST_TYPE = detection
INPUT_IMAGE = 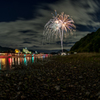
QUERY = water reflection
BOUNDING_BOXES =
[0,58,7,70]
[32,56,34,63]
[8,58,12,69]
[0,56,35,70]
[24,57,27,66]
[0,54,51,70]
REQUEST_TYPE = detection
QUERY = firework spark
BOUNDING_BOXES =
[43,10,76,52]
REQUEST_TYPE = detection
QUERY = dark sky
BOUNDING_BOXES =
[0,0,100,52]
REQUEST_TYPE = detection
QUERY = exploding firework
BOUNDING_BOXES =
[43,10,76,52]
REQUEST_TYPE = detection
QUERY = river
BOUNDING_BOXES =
[0,54,50,70]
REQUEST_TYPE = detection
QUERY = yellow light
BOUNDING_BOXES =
[2,58,6,69]
[15,49,20,53]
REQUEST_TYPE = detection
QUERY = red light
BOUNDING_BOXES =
[8,58,12,65]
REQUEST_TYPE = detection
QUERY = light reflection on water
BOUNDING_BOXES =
[24,57,27,66]
[0,54,50,70]
[0,56,35,70]
[0,54,49,70]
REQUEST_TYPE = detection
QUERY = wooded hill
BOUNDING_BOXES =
[70,28,100,52]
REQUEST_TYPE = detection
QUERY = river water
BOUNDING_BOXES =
[0,54,49,70]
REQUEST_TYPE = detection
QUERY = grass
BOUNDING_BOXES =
[0,53,100,99]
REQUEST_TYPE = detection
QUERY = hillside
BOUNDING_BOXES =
[0,46,15,52]
[70,28,100,52]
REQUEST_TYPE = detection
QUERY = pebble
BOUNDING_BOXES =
[55,85,60,91]
[86,91,90,96]
[18,82,22,85]
[96,92,100,96]
[6,74,9,77]
[17,92,21,95]
[98,96,100,99]
[79,76,83,78]
[21,95,26,99]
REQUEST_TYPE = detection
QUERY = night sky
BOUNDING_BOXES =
[0,0,100,53]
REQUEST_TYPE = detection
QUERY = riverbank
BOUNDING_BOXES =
[0,53,52,58]
[0,53,100,100]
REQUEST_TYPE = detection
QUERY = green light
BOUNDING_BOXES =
[32,57,34,63]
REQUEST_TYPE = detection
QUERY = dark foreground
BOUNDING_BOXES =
[0,53,100,100]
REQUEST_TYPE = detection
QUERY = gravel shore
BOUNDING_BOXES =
[0,53,100,100]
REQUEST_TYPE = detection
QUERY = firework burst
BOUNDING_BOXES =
[43,10,76,52]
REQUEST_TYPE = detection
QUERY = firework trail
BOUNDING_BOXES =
[43,10,76,52]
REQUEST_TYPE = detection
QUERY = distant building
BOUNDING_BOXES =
[35,51,38,54]
[61,52,66,56]
[23,47,31,54]
[15,49,21,53]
